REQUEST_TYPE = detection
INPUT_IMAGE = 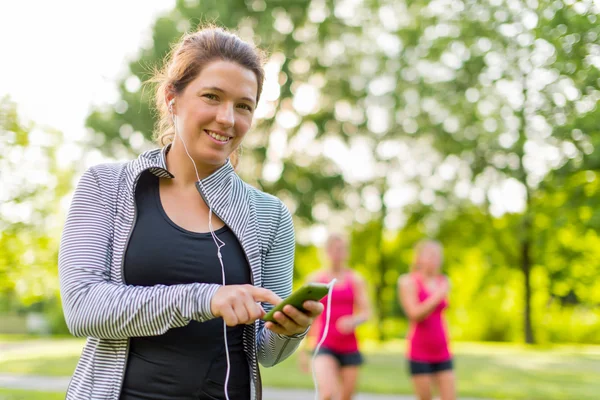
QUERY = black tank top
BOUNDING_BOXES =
[120,171,251,400]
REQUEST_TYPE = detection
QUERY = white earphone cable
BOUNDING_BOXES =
[172,105,231,400]
[311,279,336,400]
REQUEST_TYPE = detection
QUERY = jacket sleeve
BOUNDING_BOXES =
[58,167,220,339]
[256,201,308,367]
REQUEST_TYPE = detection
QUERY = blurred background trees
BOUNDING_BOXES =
[2,0,599,344]
[0,97,75,333]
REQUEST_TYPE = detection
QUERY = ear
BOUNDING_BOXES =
[165,87,177,114]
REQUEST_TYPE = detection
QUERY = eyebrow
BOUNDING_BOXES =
[201,86,256,105]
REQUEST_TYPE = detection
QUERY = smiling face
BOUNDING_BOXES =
[169,59,258,168]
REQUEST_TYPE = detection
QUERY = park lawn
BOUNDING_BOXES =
[0,355,79,377]
[0,388,65,400]
[261,341,600,399]
[0,337,83,377]
[0,335,34,342]
[0,336,599,399]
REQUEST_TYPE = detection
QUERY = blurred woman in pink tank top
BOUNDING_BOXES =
[299,234,371,400]
[398,240,455,400]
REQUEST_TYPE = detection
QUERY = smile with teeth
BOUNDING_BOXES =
[205,130,231,143]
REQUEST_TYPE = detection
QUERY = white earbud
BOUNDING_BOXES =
[168,99,175,113]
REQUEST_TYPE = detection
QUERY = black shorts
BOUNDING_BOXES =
[408,359,453,375]
[315,347,363,367]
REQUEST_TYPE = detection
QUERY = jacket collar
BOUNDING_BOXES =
[129,145,240,220]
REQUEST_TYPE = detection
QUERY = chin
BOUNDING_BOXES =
[193,149,229,165]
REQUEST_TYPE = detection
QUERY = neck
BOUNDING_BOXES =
[418,269,436,279]
[166,141,223,187]
[328,264,344,275]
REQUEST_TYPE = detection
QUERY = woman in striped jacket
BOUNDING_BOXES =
[58,26,323,400]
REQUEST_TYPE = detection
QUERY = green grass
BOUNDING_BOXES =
[260,341,600,400]
[0,336,599,399]
[0,389,65,400]
[1,356,79,377]
[0,336,83,377]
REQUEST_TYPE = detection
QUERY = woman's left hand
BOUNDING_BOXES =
[265,301,324,336]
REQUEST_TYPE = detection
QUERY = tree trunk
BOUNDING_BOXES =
[521,231,535,344]
[373,188,388,342]
[374,214,386,342]
[518,73,535,344]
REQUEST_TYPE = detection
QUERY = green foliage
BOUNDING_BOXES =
[4,0,595,343]
[0,97,75,321]
[84,0,349,223]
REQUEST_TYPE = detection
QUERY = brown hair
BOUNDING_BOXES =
[150,25,266,164]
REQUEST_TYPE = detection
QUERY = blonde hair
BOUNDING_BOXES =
[326,233,348,248]
[148,25,266,168]
[410,239,443,272]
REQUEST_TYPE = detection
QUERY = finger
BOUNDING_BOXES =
[282,305,312,327]
[274,311,302,332]
[301,301,325,317]
[233,296,250,325]
[254,302,266,319]
[243,299,263,323]
[265,321,287,335]
[247,292,266,320]
[248,286,282,306]
[221,305,238,327]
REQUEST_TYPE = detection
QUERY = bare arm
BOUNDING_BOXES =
[398,275,447,323]
[352,273,371,325]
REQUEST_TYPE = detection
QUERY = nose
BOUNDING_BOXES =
[215,102,234,128]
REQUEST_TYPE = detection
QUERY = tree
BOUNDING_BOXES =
[0,97,74,311]
[356,0,600,343]
[85,0,348,225]
[85,0,600,342]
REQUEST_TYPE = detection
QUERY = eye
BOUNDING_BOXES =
[237,103,253,112]
[203,93,219,101]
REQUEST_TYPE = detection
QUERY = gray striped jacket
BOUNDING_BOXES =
[58,146,305,399]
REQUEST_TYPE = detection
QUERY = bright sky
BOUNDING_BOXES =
[0,0,174,139]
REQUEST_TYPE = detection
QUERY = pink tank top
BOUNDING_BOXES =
[315,272,359,353]
[407,273,451,362]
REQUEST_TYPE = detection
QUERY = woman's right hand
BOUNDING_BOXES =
[210,285,282,326]
[433,278,450,301]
